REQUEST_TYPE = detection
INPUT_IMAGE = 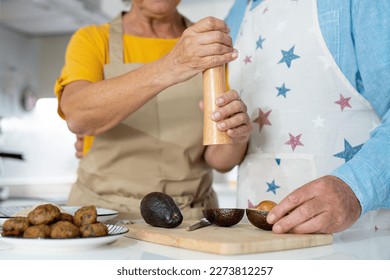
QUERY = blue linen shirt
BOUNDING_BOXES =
[225,0,390,215]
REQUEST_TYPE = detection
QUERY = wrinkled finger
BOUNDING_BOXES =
[193,31,233,48]
[227,123,252,139]
[212,101,246,122]
[287,213,330,234]
[191,16,230,34]
[217,112,250,132]
[193,43,235,60]
[271,198,321,234]
[270,209,308,234]
[267,185,315,225]
[201,52,238,69]
[215,90,241,106]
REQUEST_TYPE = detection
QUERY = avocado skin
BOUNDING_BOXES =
[140,192,183,228]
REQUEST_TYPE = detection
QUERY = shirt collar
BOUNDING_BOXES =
[251,0,265,11]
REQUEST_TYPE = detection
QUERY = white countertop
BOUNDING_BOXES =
[0,226,388,260]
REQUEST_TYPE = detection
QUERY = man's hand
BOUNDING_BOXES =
[267,175,362,233]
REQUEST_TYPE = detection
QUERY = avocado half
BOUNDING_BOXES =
[246,209,273,231]
[202,208,244,227]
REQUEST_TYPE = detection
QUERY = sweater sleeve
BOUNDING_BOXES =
[53,24,109,118]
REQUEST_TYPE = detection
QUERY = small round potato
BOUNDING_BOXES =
[23,224,51,238]
[73,205,98,227]
[2,217,30,237]
[51,221,80,239]
[79,222,109,238]
[27,204,61,225]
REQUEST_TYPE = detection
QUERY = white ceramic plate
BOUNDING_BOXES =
[0,206,118,226]
[0,224,128,250]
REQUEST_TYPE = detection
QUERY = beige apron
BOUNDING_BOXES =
[67,13,217,220]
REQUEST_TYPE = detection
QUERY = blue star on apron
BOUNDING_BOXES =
[334,139,364,162]
[276,83,291,98]
[256,35,266,49]
[278,45,300,68]
[266,180,281,195]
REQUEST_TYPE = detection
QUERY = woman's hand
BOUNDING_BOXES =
[163,17,238,83]
[74,134,84,159]
[209,90,252,144]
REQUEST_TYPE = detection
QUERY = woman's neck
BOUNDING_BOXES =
[122,9,186,38]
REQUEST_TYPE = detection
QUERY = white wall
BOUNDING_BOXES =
[0,27,40,116]
[179,0,234,22]
[36,36,71,99]
[0,27,77,185]
[99,0,234,21]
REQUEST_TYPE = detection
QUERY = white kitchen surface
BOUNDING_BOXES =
[0,225,388,260]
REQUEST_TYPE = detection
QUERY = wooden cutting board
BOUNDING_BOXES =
[125,220,333,255]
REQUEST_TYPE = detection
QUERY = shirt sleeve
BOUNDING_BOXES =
[53,24,108,118]
[331,0,390,214]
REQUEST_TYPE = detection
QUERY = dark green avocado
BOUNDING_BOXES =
[140,192,183,228]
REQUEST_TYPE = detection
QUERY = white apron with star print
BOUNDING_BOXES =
[229,0,386,229]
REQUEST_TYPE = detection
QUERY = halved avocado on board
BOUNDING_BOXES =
[202,208,244,227]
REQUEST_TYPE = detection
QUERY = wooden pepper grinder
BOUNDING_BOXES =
[202,66,233,145]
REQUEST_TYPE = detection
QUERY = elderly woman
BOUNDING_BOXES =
[54,0,251,219]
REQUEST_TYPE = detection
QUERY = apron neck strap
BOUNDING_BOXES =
[109,12,125,65]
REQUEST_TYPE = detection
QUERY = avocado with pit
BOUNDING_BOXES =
[140,192,183,228]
